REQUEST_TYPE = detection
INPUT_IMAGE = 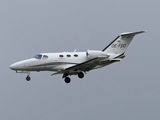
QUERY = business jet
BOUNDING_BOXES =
[10,31,145,83]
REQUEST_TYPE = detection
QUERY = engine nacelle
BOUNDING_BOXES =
[86,50,109,58]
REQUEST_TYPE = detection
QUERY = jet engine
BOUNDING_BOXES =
[86,50,109,58]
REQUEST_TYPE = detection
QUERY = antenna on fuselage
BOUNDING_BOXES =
[74,49,77,52]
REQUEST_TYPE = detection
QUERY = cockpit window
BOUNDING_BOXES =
[42,55,48,60]
[33,54,42,59]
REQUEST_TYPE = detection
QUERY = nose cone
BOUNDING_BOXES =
[10,61,24,70]
[10,58,35,71]
[10,63,19,70]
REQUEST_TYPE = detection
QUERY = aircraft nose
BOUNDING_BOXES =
[10,63,18,70]
[10,62,24,70]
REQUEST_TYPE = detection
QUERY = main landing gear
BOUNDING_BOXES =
[63,72,84,84]
[64,77,71,83]
[78,72,84,79]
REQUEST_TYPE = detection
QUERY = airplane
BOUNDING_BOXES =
[10,31,145,83]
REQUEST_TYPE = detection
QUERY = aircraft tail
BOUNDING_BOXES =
[102,31,145,54]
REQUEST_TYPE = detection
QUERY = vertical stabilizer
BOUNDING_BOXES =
[102,31,145,54]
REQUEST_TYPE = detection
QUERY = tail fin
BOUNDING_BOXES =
[102,31,145,54]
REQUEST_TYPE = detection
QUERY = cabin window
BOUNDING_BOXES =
[42,55,48,60]
[67,54,71,57]
[59,55,64,58]
[74,54,78,57]
[33,54,42,59]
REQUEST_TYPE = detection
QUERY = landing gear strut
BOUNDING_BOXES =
[64,77,71,83]
[63,73,71,84]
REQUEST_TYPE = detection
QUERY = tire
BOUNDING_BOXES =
[26,76,31,81]
[78,72,84,79]
[64,77,71,83]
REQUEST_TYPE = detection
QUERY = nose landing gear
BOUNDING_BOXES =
[26,72,31,81]
[26,75,31,81]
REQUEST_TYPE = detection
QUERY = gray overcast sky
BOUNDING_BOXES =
[1,0,160,120]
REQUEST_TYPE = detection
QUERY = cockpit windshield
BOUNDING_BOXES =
[33,54,42,59]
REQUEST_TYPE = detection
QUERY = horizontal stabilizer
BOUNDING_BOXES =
[120,31,145,36]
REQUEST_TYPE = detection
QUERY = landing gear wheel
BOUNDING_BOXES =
[78,72,84,79]
[64,77,71,84]
[26,75,31,81]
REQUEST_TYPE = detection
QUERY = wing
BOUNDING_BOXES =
[51,58,101,76]
[65,57,109,73]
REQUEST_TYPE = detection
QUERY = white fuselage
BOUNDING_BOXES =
[10,52,104,72]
